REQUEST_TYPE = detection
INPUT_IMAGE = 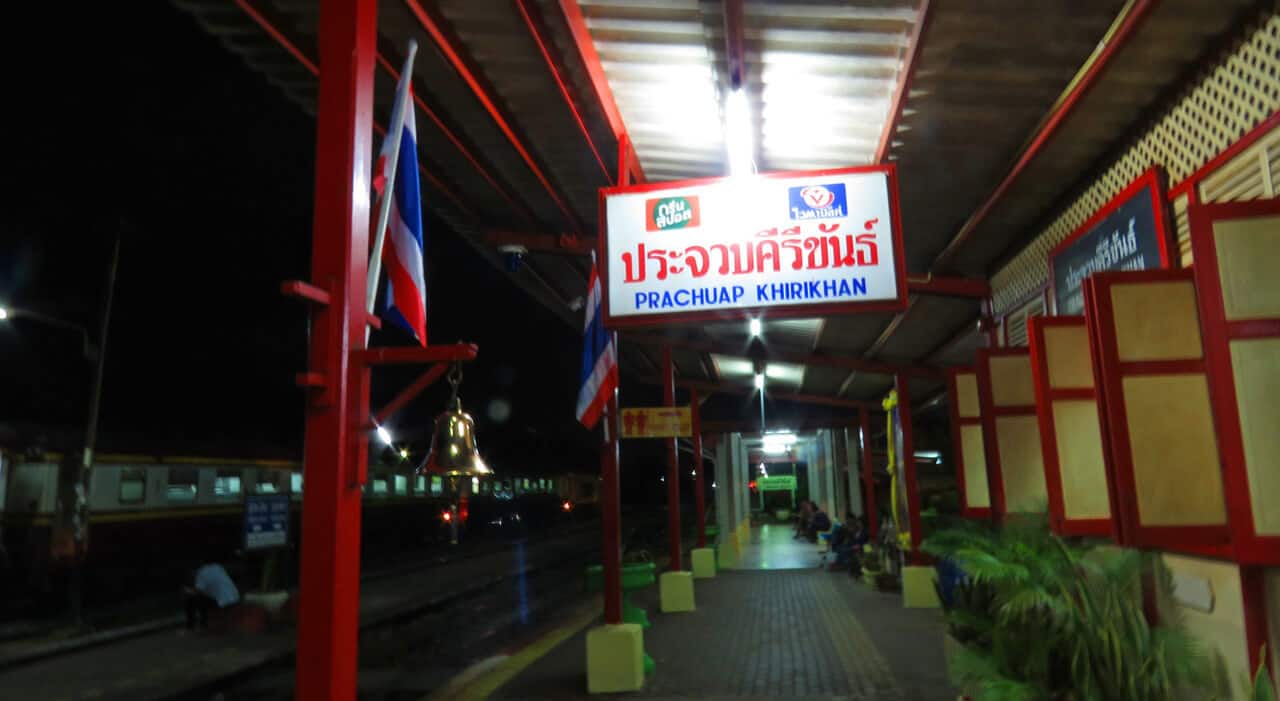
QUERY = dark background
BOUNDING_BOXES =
[0,3,870,501]
[0,2,608,478]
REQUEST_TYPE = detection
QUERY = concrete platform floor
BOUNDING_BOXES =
[730,523,824,570]
[490,560,954,699]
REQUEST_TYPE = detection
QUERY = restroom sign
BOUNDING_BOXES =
[600,165,907,328]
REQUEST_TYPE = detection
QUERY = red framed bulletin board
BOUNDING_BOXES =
[1027,315,1114,538]
[1083,269,1231,557]
[1048,166,1176,316]
[1189,197,1280,566]
[975,347,1047,519]
[947,366,991,519]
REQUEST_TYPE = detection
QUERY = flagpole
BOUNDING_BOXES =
[366,40,419,340]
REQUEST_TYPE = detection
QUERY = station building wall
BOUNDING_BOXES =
[982,9,1280,697]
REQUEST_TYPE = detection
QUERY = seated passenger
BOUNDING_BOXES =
[793,500,814,540]
[184,562,241,631]
[807,506,832,542]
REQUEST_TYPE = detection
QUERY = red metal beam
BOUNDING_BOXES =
[484,229,595,256]
[663,346,683,570]
[691,388,707,548]
[859,408,878,539]
[702,415,862,434]
[723,0,745,89]
[371,363,448,426]
[560,0,645,185]
[906,274,990,298]
[601,391,623,624]
[875,0,931,164]
[627,334,942,379]
[514,0,611,181]
[930,0,1157,273]
[403,0,585,231]
[294,0,376,696]
[357,342,479,366]
[866,297,918,358]
[895,374,924,563]
[675,377,875,411]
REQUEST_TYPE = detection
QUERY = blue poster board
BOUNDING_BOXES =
[244,493,290,550]
[1049,168,1173,315]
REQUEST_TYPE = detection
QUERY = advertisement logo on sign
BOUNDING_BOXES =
[788,183,847,220]
[645,196,701,232]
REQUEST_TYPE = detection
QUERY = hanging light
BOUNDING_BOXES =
[418,364,491,483]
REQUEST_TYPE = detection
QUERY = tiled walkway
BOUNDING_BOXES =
[491,527,954,700]
[731,522,823,570]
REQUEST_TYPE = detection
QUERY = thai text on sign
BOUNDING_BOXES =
[620,407,692,438]
[601,166,906,326]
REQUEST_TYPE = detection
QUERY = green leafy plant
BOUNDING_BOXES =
[923,514,1209,700]
[1253,645,1276,701]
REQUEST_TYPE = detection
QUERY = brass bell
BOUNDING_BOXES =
[417,365,491,479]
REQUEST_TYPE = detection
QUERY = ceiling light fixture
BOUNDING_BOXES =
[753,372,764,390]
[748,318,762,337]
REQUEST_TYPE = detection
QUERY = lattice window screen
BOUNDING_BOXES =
[1003,295,1044,347]
[993,14,1280,315]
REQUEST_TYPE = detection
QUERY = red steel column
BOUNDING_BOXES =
[295,0,376,697]
[663,346,683,569]
[601,384,622,624]
[895,374,924,564]
[859,407,877,539]
[691,389,706,548]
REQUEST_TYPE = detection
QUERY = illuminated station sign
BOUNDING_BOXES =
[600,165,907,327]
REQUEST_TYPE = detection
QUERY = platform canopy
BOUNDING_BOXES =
[177,0,1256,409]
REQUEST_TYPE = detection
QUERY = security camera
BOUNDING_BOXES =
[497,244,527,273]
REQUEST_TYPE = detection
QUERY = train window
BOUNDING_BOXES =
[119,467,146,504]
[430,475,442,496]
[371,478,387,496]
[394,475,407,495]
[415,475,426,495]
[498,480,513,500]
[290,473,303,494]
[480,479,491,496]
[214,470,241,500]
[471,476,479,495]
[255,472,280,494]
[167,468,198,503]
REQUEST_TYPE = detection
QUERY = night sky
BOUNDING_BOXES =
[0,3,601,475]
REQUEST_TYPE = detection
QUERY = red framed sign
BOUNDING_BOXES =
[1048,166,1176,316]
[1189,197,1280,566]
[598,165,908,328]
[947,366,991,519]
[1084,269,1231,557]
[1027,316,1114,538]
[975,348,1048,519]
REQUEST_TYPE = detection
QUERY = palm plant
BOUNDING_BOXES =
[923,514,1209,700]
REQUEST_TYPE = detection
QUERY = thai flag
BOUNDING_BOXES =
[576,254,618,428]
[374,60,427,345]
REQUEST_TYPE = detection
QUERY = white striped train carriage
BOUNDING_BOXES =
[0,451,593,614]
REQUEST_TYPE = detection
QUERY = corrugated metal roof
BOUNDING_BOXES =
[174,0,1264,408]
[577,0,919,181]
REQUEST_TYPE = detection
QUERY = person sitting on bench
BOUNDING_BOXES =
[184,562,240,631]
[841,516,870,575]
[807,505,832,543]
[793,500,814,540]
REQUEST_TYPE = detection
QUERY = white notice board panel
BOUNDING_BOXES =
[600,165,907,327]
